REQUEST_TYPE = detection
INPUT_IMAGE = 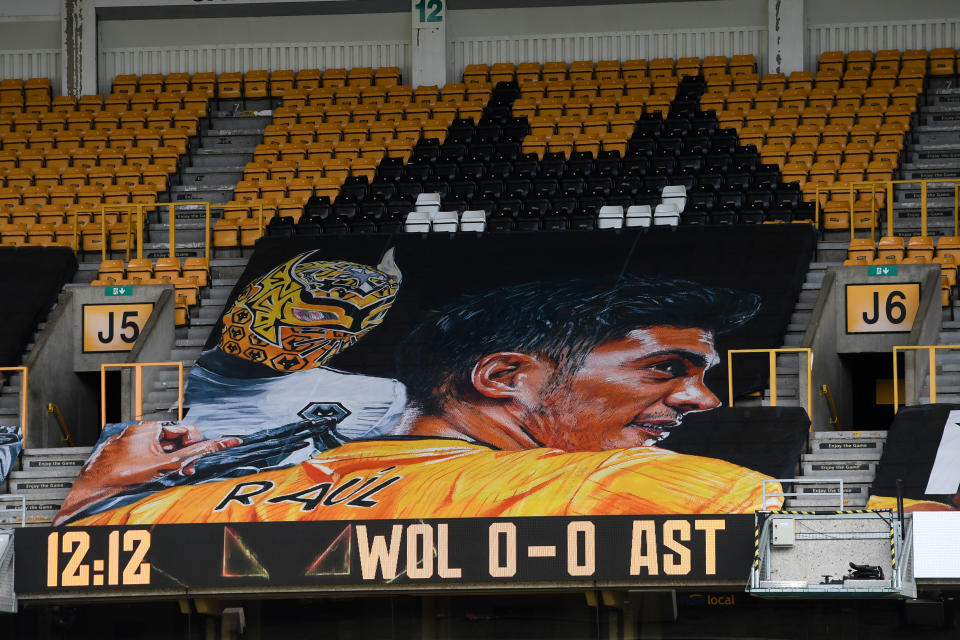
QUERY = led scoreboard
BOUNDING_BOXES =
[16,516,754,595]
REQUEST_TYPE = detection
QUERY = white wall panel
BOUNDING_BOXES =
[451,26,767,84]
[99,40,410,94]
[0,50,61,88]
[807,18,960,71]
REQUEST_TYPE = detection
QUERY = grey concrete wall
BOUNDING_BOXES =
[0,19,60,51]
[905,268,944,407]
[802,265,941,430]
[23,287,77,449]
[447,0,768,39]
[0,0,60,18]
[99,12,410,49]
[802,270,852,431]
[806,0,960,25]
[71,284,169,372]
[832,265,940,356]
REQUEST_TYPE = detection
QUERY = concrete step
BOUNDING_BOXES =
[809,430,887,441]
[208,115,272,131]
[169,349,201,366]
[201,131,262,148]
[142,241,205,259]
[899,167,960,181]
[145,389,179,406]
[169,184,234,204]
[9,467,79,480]
[802,459,877,478]
[785,495,869,509]
[809,439,883,456]
[191,148,256,167]
[782,333,804,347]
[19,448,91,471]
[802,448,883,462]
[6,475,73,499]
[180,166,246,186]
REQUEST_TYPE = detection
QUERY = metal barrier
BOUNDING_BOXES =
[46,403,74,447]
[814,180,887,240]
[761,477,846,511]
[99,361,184,427]
[0,495,27,528]
[891,344,960,412]
[0,367,27,449]
[71,201,218,262]
[814,178,960,238]
[727,348,813,416]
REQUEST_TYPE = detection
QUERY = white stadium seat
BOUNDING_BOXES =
[661,185,687,213]
[432,210,459,232]
[625,205,652,228]
[460,210,487,232]
[597,205,624,229]
[653,203,680,226]
[404,210,431,232]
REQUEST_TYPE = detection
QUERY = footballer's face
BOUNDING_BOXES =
[520,326,721,451]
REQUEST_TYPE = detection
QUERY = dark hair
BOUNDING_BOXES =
[395,276,761,414]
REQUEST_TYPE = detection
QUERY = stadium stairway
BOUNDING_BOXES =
[895,76,960,235]
[147,99,271,259]
[0,100,272,523]
[753,238,890,508]
[0,253,249,526]
[0,285,96,525]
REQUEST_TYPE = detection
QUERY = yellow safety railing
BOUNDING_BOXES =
[814,178,960,239]
[814,180,888,240]
[71,201,216,262]
[100,361,184,427]
[0,366,27,449]
[891,344,960,412]
[727,348,813,416]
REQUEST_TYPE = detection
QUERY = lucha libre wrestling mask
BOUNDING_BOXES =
[218,248,402,372]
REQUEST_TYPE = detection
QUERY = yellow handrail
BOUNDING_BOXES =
[46,403,74,447]
[99,361,184,427]
[813,178,960,239]
[0,366,27,449]
[70,201,214,262]
[891,344,960,412]
[727,348,813,416]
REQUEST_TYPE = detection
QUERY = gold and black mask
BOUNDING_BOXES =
[219,249,402,372]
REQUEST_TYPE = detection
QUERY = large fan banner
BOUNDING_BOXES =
[52,227,949,526]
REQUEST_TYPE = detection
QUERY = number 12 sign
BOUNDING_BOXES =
[414,0,443,24]
[82,303,155,353]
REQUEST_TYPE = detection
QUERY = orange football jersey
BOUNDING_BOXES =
[73,438,946,525]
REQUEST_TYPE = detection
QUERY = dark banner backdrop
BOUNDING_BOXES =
[208,225,816,398]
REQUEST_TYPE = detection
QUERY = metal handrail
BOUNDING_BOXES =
[46,403,74,447]
[0,495,27,528]
[819,384,842,430]
[0,367,27,450]
[813,178,960,238]
[70,201,215,262]
[727,348,813,416]
[761,477,846,511]
[99,361,184,427]
[891,344,960,411]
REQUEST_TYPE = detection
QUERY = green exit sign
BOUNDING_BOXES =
[867,265,898,277]
[105,286,133,296]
